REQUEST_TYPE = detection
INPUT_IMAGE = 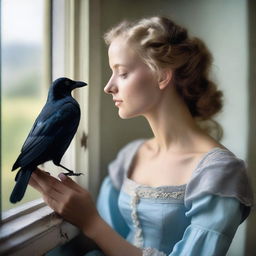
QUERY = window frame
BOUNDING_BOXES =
[0,199,79,255]
[0,0,94,254]
[0,0,3,220]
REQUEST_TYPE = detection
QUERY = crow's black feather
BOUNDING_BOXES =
[10,77,87,203]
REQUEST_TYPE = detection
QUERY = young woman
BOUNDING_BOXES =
[30,17,254,256]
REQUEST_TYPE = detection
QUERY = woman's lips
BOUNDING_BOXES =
[113,99,123,107]
[114,100,122,106]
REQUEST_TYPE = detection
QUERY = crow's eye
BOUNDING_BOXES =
[64,80,70,86]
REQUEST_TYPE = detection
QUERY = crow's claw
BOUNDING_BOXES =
[64,171,83,176]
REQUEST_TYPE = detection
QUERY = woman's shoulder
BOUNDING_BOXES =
[193,146,246,175]
[185,147,254,208]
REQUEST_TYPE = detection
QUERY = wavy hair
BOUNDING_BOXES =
[104,17,223,139]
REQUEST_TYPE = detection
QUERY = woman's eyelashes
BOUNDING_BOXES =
[119,72,128,79]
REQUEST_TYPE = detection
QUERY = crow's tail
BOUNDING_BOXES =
[10,168,33,203]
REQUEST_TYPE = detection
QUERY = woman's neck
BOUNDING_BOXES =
[143,87,203,154]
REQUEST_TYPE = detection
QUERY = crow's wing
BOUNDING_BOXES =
[20,102,58,152]
[12,102,80,170]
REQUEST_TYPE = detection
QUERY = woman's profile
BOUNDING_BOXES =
[30,16,254,256]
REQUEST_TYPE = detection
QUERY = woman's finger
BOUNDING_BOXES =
[29,168,52,193]
[34,167,50,176]
[29,175,44,194]
[42,194,61,213]
[58,173,82,192]
[32,171,67,213]
[32,169,67,198]
[30,173,62,212]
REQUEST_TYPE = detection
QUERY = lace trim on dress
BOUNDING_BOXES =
[142,248,167,256]
[123,178,186,248]
[123,178,186,200]
[130,190,144,247]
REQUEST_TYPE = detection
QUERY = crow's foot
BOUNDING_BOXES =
[64,171,83,176]
[58,164,84,176]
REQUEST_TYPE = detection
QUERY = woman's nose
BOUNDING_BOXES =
[104,77,118,94]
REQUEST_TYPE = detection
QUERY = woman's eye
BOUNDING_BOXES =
[119,73,128,79]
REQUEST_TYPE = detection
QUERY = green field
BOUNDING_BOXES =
[1,97,44,211]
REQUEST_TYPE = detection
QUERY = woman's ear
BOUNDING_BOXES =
[158,69,173,90]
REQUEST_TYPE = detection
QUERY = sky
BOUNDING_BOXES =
[1,0,44,44]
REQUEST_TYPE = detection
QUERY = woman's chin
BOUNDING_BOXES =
[118,110,139,119]
[118,113,132,119]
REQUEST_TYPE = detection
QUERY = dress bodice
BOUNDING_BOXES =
[119,177,189,253]
[94,139,253,256]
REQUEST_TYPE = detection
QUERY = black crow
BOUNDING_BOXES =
[10,77,87,203]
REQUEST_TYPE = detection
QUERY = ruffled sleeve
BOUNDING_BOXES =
[185,148,254,220]
[96,176,129,238]
[108,139,146,190]
[169,195,243,256]
[143,149,254,256]
[142,195,243,256]
[169,150,254,255]
[96,139,145,237]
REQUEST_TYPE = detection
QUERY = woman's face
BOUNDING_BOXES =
[104,37,162,119]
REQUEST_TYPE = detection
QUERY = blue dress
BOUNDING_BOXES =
[86,139,254,256]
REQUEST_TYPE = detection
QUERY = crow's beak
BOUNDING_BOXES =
[73,81,87,89]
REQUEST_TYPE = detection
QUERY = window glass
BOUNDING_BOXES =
[1,0,46,210]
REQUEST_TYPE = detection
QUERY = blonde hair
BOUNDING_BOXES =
[104,16,223,139]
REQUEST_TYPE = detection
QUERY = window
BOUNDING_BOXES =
[0,0,91,254]
[1,0,46,211]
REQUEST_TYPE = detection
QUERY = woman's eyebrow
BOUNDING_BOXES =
[113,64,128,69]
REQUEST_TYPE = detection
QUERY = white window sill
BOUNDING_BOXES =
[0,199,79,256]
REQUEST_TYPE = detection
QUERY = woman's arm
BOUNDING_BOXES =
[29,169,142,256]
[91,215,142,256]
[169,195,243,256]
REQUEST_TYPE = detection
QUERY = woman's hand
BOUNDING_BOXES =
[29,168,101,238]
[30,168,143,256]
